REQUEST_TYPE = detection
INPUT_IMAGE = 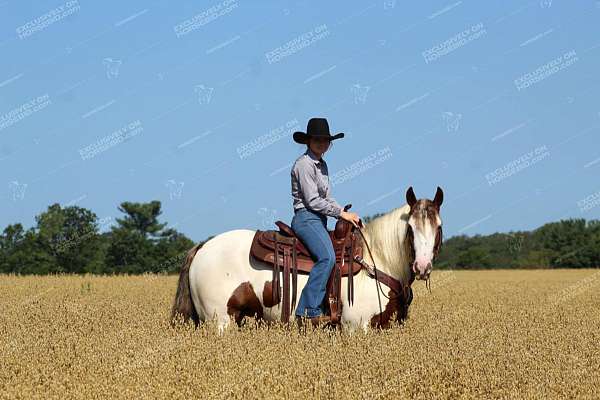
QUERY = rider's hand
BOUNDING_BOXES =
[340,211,362,229]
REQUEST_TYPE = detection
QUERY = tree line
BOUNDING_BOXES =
[435,219,600,269]
[0,201,200,274]
[1,203,598,274]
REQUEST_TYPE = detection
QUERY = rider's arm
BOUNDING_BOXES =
[322,164,344,219]
[294,160,343,219]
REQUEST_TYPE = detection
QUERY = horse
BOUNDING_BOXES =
[171,186,444,332]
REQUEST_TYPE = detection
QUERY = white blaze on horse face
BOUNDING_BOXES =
[408,213,440,279]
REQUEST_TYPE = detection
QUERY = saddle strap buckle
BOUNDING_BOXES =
[331,264,342,324]
[348,232,355,306]
[291,237,298,314]
[273,232,280,305]
[282,247,291,323]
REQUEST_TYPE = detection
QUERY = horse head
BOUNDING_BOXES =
[405,186,444,281]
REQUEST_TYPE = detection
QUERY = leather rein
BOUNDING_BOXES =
[352,223,416,324]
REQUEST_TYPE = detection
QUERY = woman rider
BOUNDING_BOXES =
[291,117,361,326]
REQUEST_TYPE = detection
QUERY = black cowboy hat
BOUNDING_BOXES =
[293,117,344,144]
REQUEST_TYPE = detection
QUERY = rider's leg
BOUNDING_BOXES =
[291,208,335,318]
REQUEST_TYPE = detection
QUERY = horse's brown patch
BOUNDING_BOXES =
[226,282,263,325]
[369,287,412,329]
[409,199,440,230]
[262,280,279,308]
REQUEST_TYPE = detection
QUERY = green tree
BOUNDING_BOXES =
[1,224,26,273]
[114,201,166,239]
[105,228,153,273]
[455,246,491,269]
[153,229,195,273]
[0,224,58,274]
[105,201,195,273]
[537,219,594,268]
[35,204,103,273]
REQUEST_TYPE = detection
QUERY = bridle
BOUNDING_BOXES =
[433,224,443,259]
[352,223,414,326]
[353,215,443,325]
[406,222,443,293]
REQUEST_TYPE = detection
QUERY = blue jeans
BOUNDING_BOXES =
[291,208,336,318]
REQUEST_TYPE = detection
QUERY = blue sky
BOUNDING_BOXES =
[1,0,599,241]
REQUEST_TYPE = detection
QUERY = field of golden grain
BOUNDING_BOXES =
[1,269,599,399]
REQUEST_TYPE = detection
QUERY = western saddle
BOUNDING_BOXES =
[250,205,364,324]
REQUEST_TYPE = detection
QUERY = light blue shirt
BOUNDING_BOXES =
[291,148,343,219]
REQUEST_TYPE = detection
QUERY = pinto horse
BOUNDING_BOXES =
[171,186,443,332]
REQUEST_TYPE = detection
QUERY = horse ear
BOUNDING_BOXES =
[406,186,417,207]
[433,186,444,209]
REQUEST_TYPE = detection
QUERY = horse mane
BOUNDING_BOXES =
[359,204,413,285]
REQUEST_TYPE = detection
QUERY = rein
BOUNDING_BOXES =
[353,224,418,326]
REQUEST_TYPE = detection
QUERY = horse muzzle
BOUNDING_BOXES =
[412,261,432,280]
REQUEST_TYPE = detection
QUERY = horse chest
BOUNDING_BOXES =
[342,286,409,329]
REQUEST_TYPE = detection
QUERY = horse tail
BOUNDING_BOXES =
[170,243,203,327]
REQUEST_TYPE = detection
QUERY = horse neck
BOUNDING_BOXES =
[359,205,412,285]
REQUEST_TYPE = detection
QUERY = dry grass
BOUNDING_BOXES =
[1,270,599,399]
